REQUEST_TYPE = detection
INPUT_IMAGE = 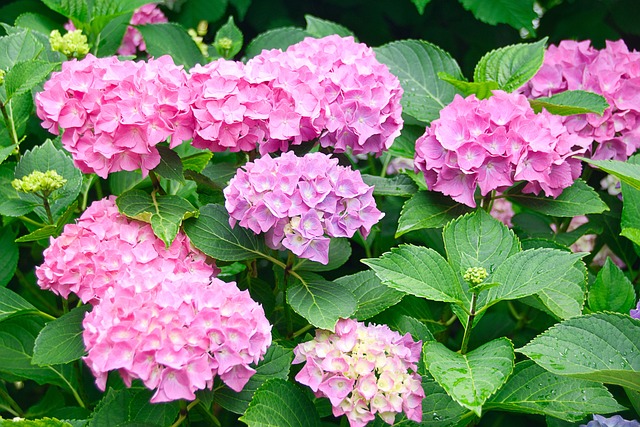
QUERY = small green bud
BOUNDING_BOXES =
[463,267,489,286]
[12,170,67,195]
[50,29,90,59]
[217,37,233,51]
[196,20,208,37]
[188,28,208,57]
[0,69,5,86]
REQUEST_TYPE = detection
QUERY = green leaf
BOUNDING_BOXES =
[15,139,83,223]
[213,16,243,59]
[0,29,44,70]
[41,0,88,22]
[153,146,185,184]
[388,124,422,159]
[4,60,58,102]
[505,179,609,217]
[175,0,228,30]
[621,154,640,245]
[363,244,469,305]
[1,418,74,427]
[473,38,547,92]
[181,151,213,173]
[519,312,640,391]
[336,270,404,320]
[87,387,180,427]
[287,272,356,331]
[183,203,267,261]
[578,157,640,190]
[460,0,537,33]
[423,337,514,416]
[418,376,473,426]
[361,173,418,197]
[304,15,354,38]
[14,12,63,35]
[14,225,58,243]
[137,23,204,69]
[292,238,351,272]
[534,259,586,320]
[479,248,585,312]
[485,360,626,422]
[215,343,293,414]
[529,90,609,116]
[0,286,36,322]
[245,27,310,59]
[411,0,432,14]
[374,40,464,123]
[443,210,520,274]
[32,305,90,366]
[239,378,321,427]
[438,72,499,99]
[397,191,472,236]
[588,258,636,314]
[0,227,18,287]
[95,13,133,57]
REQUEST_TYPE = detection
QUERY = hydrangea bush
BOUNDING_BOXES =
[0,1,640,426]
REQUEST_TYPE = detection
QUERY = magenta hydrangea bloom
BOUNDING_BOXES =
[293,318,424,427]
[224,151,384,264]
[414,90,591,207]
[118,4,168,56]
[522,39,640,161]
[35,54,193,178]
[631,300,640,320]
[246,35,403,156]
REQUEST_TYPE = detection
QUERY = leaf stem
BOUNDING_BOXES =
[460,292,478,354]
[18,215,47,228]
[292,323,313,338]
[0,100,20,148]
[0,385,23,417]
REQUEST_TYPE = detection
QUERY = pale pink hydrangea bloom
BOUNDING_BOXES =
[35,54,193,178]
[245,35,403,156]
[414,90,591,207]
[293,318,424,427]
[489,197,515,228]
[118,4,168,56]
[522,39,640,161]
[224,151,384,264]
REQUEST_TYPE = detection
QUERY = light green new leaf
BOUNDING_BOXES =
[473,37,547,92]
[485,360,626,422]
[304,15,354,38]
[363,244,469,305]
[519,313,640,391]
[588,258,636,314]
[460,0,537,33]
[579,157,640,190]
[4,60,58,102]
[287,272,356,331]
[137,23,204,69]
[361,173,418,197]
[529,90,609,116]
[183,203,267,261]
[438,72,499,99]
[397,191,472,236]
[245,27,310,59]
[0,287,36,322]
[336,270,404,320]
[239,378,321,427]
[32,305,90,366]
[374,40,464,123]
[423,337,515,416]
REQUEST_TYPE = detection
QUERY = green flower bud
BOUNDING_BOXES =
[463,266,489,286]
[188,28,209,57]
[50,29,90,59]
[12,170,67,195]
[217,37,233,51]
[0,69,5,86]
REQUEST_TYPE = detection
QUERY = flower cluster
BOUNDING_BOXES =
[12,170,67,195]
[36,197,272,402]
[522,39,640,161]
[245,35,403,155]
[118,3,168,56]
[49,29,89,58]
[293,318,423,427]
[224,151,384,264]
[35,54,193,178]
[414,90,591,207]
[580,414,640,427]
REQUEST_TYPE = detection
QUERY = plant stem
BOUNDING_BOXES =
[0,385,23,417]
[18,216,47,228]
[0,101,20,148]
[39,193,54,224]
[460,292,478,354]
[292,323,313,338]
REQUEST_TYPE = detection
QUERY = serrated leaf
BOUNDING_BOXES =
[363,244,469,305]
[0,29,44,70]
[181,151,212,173]
[153,145,185,184]
[287,272,356,331]
[438,72,499,99]
[245,27,310,59]
[505,179,609,217]
[41,0,88,21]
[578,157,640,190]
[2,417,74,427]
[519,313,640,391]
[304,15,354,38]
[473,38,547,92]
[529,90,609,116]
[418,376,473,426]
[137,23,204,69]
[215,343,293,414]
[336,270,404,320]
[534,259,586,320]
[0,286,36,322]
[460,0,537,33]
[443,209,520,274]
[361,173,418,197]
[183,203,267,261]
[116,190,197,247]
[485,360,626,422]
[214,16,243,59]
[87,387,180,427]
[95,12,133,57]
[14,225,58,242]
[32,305,90,366]
[292,238,351,272]
[374,40,464,123]
[0,227,18,288]
[423,337,514,416]
[397,191,473,236]
[589,259,636,315]
[239,378,321,427]
[4,60,58,102]
[14,12,63,35]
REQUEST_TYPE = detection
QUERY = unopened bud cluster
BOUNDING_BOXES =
[49,29,90,58]
[12,170,66,195]
[463,266,488,286]
[0,69,5,86]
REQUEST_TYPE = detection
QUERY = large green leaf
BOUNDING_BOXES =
[588,258,636,314]
[153,145,185,184]
[361,173,418,197]
[416,376,474,426]
[32,305,90,366]
[397,191,472,236]
[87,387,180,427]
[215,343,293,414]
[579,157,640,190]
[529,90,609,116]
[0,287,36,322]
[0,227,18,288]
[287,272,356,331]
[116,190,197,247]
[245,27,310,59]
[443,210,520,274]
[0,29,44,70]
[423,337,514,416]
[175,0,228,30]
[291,238,351,272]
[460,0,537,33]
[363,244,469,305]
[505,179,609,217]
[239,378,321,427]
[534,259,586,320]
[304,15,353,38]
[473,38,547,92]
[41,0,88,21]
[519,313,640,391]
[137,23,204,69]
[336,270,404,320]
[374,40,464,123]
[3,60,58,102]
[485,360,626,422]
[94,13,131,56]
[183,203,267,261]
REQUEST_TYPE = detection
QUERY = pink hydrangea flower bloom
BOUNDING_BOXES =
[118,4,168,56]
[35,54,193,178]
[522,39,640,161]
[224,151,384,264]
[414,90,591,207]
[293,318,424,426]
